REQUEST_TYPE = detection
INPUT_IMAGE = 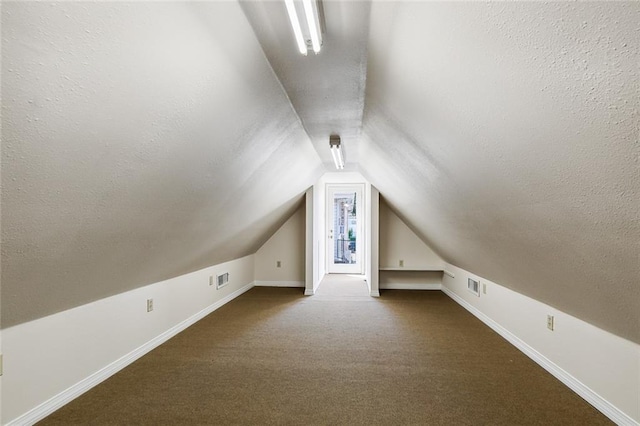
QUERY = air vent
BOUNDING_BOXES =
[216,273,229,289]
[467,278,480,297]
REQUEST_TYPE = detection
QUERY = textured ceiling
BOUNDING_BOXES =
[1,1,323,327]
[2,1,639,346]
[360,1,639,343]
[240,0,371,170]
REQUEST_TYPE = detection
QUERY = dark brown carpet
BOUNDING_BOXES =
[39,275,611,425]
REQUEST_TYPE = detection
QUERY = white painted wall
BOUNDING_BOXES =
[2,255,255,425]
[366,185,379,296]
[379,198,444,270]
[255,204,305,286]
[0,144,3,421]
[442,263,640,425]
[0,329,3,424]
[311,178,326,294]
[305,188,314,295]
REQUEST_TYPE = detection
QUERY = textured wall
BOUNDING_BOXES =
[2,0,638,348]
[361,2,639,343]
[1,2,323,327]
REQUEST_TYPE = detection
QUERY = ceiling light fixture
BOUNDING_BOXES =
[284,0,323,55]
[302,0,322,54]
[329,135,344,170]
[284,0,307,55]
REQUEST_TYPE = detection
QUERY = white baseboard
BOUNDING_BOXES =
[379,283,442,290]
[305,283,319,295]
[441,286,638,426]
[254,280,305,288]
[8,282,255,426]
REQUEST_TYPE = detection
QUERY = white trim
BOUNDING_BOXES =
[305,187,314,297]
[441,287,639,426]
[370,290,380,297]
[254,281,305,288]
[304,288,315,296]
[7,282,255,426]
[379,283,442,290]
[326,183,365,275]
[379,267,444,272]
[443,269,455,278]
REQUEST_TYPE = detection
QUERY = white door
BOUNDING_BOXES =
[327,184,364,274]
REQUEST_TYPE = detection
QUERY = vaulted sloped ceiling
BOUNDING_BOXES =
[240,0,371,168]
[2,0,638,347]
[1,2,323,327]
[360,2,639,343]
[241,1,638,343]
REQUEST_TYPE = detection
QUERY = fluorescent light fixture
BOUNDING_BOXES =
[303,0,321,54]
[330,147,343,170]
[285,0,307,55]
[329,135,344,170]
[284,0,323,55]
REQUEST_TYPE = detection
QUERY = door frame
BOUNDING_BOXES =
[326,183,365,274]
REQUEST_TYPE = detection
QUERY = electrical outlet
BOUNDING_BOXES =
[399,259,404,267]
[482,283,487,294]
[547,314,554,331]
[147,299,154,312]
[276,260,282,268]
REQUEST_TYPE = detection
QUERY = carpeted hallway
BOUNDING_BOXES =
[39,275,611,425]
